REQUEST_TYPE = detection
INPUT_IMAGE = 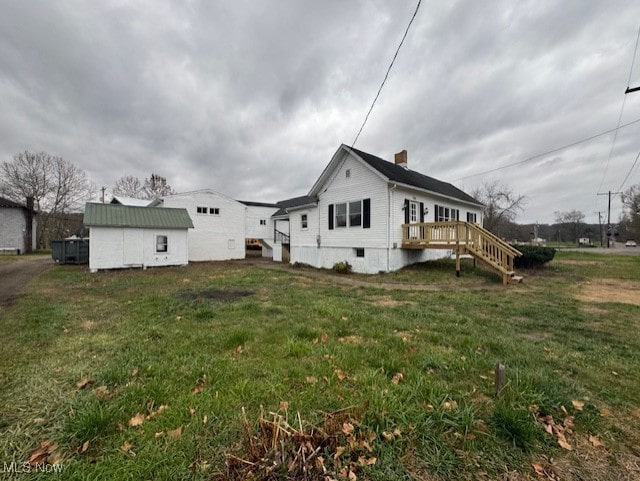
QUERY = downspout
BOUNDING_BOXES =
[387,183,397,272]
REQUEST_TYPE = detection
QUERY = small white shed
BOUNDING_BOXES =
[83,203,193,273]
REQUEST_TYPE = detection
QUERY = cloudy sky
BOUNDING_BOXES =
[2,0,640,224]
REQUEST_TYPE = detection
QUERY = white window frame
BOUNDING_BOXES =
[466,212,477,223]
[301,214,308,230]
[409,201,419,223]
[349,200,362,227]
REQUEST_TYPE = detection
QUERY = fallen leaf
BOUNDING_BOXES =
[393,428,402,437]
[424,403,435,411]
[335,369,348,381]
[306,376,318,384]
[155,432,164,438]
[146,404,167,420]
[76,377,93,389]
[279,401,289,411]
[479,375,488,380]
[203,415,208,424]
[571,400,584,411]
[612,371,618,376]
[168,426,183,438]
[531,461,545,476]
[189,406,197,416]
[191,384,204,395]
[130,368,139,377]
[80,440,90,453]
[599,407,612,417]
[391,373,404,384]
[361,440,373,452]
[560,405,568,415]
[28,441,57,466]
[342,422,354,435]
[348,469,357,480]
[333,446,345,459]
[443,400,458,410]
[321,333,329,343]
[589,435,604,447]
[120,441,133,453]
[544,424,553,435]
[557,432,572,450]
[94,385,111,399]
[128,413,145,427]
[381,431,393,441]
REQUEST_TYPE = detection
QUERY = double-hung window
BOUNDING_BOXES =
[156,235,168,253]
[335,203,347,227]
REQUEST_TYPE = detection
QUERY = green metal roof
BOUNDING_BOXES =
[83,203,194,229]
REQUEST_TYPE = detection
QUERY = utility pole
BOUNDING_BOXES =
[101,186,106,204]
[593,211,605,247]
[597,191,622,247]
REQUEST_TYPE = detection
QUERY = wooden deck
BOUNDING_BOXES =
[402,221,522,285]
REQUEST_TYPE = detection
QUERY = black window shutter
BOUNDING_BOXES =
[404,199,410,223]
[328,204,334,230]
[419,202,425,222]
[363,198,371,229]
[434,204,439,222]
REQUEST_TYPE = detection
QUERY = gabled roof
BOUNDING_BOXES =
[110,196,153,207]
[272,195,317,217]
[348,146,480,205]
[84,203,194,229]
[309,144,481,206]
[0,196,27,209]
[238,200,280,208]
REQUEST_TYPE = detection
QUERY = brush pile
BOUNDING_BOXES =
[224,406,379,481]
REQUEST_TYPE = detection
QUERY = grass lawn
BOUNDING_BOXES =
[1,252,639,480]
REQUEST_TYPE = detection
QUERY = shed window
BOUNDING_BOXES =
[197,206,207,214]
[156,235,168,253]
[301,214,308,229]
[260,219,267,226]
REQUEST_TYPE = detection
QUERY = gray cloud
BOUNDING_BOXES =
[1,0,639,222]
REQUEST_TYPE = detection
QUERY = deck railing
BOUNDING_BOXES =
[402,221,521,281]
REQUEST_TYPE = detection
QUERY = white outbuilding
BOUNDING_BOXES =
[83,203,193,273]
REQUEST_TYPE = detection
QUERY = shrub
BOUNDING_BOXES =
[514,245,556,269]
[332,261,352,274]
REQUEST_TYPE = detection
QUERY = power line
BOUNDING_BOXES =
[351,0,421,148]
[617,149,640,191]
[451,116,640,182]
[597,25,640,193]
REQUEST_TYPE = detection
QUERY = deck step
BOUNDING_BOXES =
[509,275,524,284]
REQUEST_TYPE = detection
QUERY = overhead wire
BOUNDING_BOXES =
[451,116,640,182]
[351,0,421,148]
[596,25,640,194]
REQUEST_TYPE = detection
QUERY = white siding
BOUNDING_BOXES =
[161,191,245,261]
[0,208,27,251]
[89,226,188,272]
[244,205,278,239]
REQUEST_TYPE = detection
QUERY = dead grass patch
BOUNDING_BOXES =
[180,289,254,302]
[575,279,640,306]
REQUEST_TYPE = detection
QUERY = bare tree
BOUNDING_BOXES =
[471,181,525,237]
[143,173,175,199]
[0,151,93,246]
[554,210,585,243]
[621,185,640,240]
[113,175,144,198]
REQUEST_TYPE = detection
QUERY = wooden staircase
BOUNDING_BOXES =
[402,221,522,285]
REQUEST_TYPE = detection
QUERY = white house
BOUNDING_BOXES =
[83,203,193,272]
[239,201,280,241]
[154,190,247,262]
[0,196,36,254]
[281,145,486,274]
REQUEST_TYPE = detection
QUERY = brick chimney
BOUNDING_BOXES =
[394,150,407,168]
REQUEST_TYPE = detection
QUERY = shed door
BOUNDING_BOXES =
[123,228,144,266]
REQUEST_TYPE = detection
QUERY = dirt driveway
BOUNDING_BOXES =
[0,255,53,312]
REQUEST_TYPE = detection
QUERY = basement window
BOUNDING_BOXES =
[355,248,365,258]
[156,235,168,253]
